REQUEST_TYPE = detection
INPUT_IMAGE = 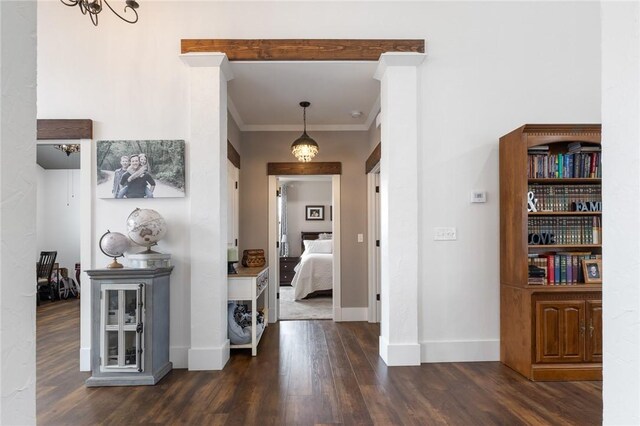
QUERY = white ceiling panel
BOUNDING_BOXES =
[37,144,80,169]
[228,61,379,130]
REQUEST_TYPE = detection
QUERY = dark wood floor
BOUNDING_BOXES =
[37,298,602,425]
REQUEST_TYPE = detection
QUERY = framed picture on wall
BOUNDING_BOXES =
[96,140,185,199]
[306,205,324,221]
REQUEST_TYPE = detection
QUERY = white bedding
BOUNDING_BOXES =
[290,253,333,300]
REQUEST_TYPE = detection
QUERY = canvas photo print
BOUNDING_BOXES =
[96,140,185,199]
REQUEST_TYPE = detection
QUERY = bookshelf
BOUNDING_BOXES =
[499,124,602,381]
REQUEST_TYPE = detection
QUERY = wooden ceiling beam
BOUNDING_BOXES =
[365,142,381,174]
[181,39,424,61]
[37,119,93,140]
[267,162,341,175]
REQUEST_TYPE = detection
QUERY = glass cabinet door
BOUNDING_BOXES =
[101,283,144,372]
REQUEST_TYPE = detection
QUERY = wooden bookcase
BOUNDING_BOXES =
[499,124,602,381]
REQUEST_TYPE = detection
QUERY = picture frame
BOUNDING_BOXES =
[582,259,602,284]
[306,205,324,221]
[96,140,186,199]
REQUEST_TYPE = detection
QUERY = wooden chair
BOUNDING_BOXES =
[75,262,81,287]
[36,251,57,305]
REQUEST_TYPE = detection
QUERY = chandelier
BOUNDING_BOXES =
[60,0,140,26]
[54,144,81,156]
[291,101,319,162]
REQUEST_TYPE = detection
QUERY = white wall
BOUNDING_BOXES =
[0,1,37,423]
[601,2,640,424]
[36,166,81,273]
[416,2,600,361]
[37,1,601,366]
[284,181,332,257]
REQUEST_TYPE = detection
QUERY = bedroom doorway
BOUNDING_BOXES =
[268,173,341,322]
[277,176,333,320]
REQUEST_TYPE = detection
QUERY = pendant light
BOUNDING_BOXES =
[54,144,81,156]
[291,101,319,162]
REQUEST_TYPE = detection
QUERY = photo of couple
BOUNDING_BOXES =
[96,140,185,199]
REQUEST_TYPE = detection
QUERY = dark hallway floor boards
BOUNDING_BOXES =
[37,298,602,425]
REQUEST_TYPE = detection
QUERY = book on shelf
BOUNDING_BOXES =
[568,142,601,153]
[527,151,601,179]
[528,252,601,285]
[528,184,601,212]
[528,215,601,245]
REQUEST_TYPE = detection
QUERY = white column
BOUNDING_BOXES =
[374,52,426,366]
[181,53,233,370]
[79,137,93,371]
[0,1,37,423]
[602,3,640,424]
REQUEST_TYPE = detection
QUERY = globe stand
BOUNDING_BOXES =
[107,257,124,269]
[139,243,160,255]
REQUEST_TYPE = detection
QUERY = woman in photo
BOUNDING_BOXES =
[118,154,156,198]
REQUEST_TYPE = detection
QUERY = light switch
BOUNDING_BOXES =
[434,227,457,241]
[357,233,364,243]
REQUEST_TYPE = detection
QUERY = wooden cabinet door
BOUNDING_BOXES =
[536,300,585,363]
[586,300,602,362]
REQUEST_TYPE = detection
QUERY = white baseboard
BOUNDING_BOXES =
[79,347,91,371]
[338,307,368,322]
[187,340,230,370]
[170,346,189,368]
[420,339,500,363]
[379,335,421,366]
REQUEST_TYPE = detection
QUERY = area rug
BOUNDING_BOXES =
[279,286,332,320]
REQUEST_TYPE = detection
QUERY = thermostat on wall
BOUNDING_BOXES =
[471,191,487,203]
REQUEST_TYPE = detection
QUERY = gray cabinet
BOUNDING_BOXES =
[85,267,173,387]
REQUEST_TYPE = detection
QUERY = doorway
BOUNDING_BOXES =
[367,166,381,323]
[268,173,341,322]
[36,119,93,370]
[276,176,334,320]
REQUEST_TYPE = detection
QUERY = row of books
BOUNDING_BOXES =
[528,253,601,285]
[528,216,602,245]
[527,152,601,179]
[528,184,601,212]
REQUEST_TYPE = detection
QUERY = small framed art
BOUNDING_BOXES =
[582,259,602,284]
[306,205,324,221]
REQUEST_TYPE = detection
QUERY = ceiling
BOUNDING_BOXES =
[37,61,380,169]
[228,61,380,131]
[37,144,80,170]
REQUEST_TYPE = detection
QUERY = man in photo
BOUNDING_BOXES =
[112,155,129,198]
[118,154,155,198]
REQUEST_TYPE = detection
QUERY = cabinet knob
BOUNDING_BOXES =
[589,319,594,337]
[580,320,586,335]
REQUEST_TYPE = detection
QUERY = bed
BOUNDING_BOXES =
[291,231,333,300]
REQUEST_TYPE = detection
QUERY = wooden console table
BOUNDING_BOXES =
[228,266,269,356]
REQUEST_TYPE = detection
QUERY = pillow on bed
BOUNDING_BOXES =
[318,233,332,240]
[304,239,333,254]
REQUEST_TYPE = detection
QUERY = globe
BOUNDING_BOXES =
[99,230,130,269]
[126,208,167,252]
